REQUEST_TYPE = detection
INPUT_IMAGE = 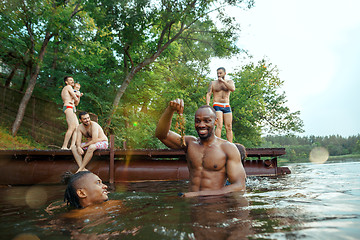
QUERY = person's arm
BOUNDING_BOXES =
[67,86,79,105]
[155,99,186,149]
[75,126,84,155]
[206,82,213,105]
[218,78,235,92]
[183,143,246,197]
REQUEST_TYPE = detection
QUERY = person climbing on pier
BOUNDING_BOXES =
[71,112,108,173]
[155,99,246,197]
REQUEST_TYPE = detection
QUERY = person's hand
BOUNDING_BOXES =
[218,76,225,83]
[77,146,84,155]
[169,98,184,115]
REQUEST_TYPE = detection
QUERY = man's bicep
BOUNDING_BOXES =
[68,87,78,99]
[159,131,183,149]
[207,82,213,93]
[92,125,100,140]
[227,148,246,183]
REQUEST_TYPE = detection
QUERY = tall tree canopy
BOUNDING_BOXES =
[230,59,304,146]
[0,0,304,148]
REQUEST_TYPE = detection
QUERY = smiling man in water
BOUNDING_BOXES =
[155,99,246,197]
[63,171,109,208]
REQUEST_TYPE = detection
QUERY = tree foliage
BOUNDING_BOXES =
[262,134,360,161]
[0,0,305,149]
[230,59,304,146]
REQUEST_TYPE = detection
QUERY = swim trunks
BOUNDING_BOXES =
[81,140,109,150]
[213,102,232,114]
[63,105,76,113]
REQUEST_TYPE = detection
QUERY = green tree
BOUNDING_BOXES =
[86,0,255,130]
[230,59,304,146]
[0,0,85,136]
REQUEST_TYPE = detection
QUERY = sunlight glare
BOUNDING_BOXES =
[25,186,48,209]
[309,147,329,164]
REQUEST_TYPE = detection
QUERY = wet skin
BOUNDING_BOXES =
[155,99,246,197]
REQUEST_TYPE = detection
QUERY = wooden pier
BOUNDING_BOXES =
[0,146,289,185]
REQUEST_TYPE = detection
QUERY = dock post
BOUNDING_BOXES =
[109,135,115,184]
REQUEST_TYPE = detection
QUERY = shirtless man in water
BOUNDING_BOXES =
[206,67,235,142]
[61,76,79,149]
[63,171,109,208]
[155,99,246,197]
[71,112,108,173]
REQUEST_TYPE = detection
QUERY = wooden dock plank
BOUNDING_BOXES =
[0,148,286,158]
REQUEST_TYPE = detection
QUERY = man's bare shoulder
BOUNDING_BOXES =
[91,121,102,128]
[77,123,86,132]
[185,135,199,144]
[225,79,234,83]
[63,85,72,91]
[219,140,239,154]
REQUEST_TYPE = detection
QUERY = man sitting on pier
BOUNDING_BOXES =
[71,112,108,173]
[155,99,246,197]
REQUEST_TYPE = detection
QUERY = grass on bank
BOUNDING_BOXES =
[0,126,47,150]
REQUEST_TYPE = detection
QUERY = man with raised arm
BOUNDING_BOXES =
[206,67,235,142]
[155,99,246,197]
[71,112,108,173]
[61,76,79,149]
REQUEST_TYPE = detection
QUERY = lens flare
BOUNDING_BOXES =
[133,122,138,127]
[309,147,329,164]
[13,233,40,240]
[25,186,48,209]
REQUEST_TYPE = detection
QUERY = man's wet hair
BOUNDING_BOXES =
[196,105,217,117]
[217,67,226,72]
[62,171,92,209]
[64,76,73,84]
[235,143,247,165]
[78,111,88,119]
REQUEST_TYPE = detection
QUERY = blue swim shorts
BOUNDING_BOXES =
[213,102,232,114]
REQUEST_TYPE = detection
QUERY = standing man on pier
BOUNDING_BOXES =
[206,67,235,142]
[71,112,108,173]
[155,99,246,197]
[61,76,79,149]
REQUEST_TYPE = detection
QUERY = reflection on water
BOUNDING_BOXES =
[0,161,359,239]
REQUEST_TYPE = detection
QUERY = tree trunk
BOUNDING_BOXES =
[4,63,20,87]
[105,46,170,129]
[20,65,30,92]
[104,23,185,131]
[12,33,52,136]
[48,39,59,86]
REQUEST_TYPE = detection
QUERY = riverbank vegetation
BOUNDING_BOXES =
[262,135,360,162]
[0,126,46,150]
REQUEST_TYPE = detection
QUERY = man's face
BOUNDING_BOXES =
[217,69,226,80]
[80,173,109,205]
[65,77,75,87]
[80,114,91,126]
[195,108,217,140]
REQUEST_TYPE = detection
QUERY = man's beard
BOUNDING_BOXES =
[197,128,213,140]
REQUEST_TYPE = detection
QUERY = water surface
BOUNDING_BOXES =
[0,161,359,239]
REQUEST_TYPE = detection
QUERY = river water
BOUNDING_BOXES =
[0,161,359,239]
